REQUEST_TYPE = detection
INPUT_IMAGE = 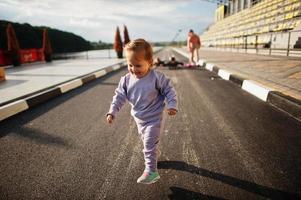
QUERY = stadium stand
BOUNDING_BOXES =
[201,0,301,53]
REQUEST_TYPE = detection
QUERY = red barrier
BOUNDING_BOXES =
[37,49,45,61]
[0,49,45,66]
[20,49,46,63]
[20,49,37,63]
[1,25,51,67]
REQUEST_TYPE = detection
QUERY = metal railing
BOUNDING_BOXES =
[204,29,301,57]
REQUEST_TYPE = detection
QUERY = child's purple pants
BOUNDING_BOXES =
[136,118,162,172]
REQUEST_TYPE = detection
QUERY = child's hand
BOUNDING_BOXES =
[167,108,177,116]
[106,114,114,124]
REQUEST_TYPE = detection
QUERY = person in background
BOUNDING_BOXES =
[166,56,183,70]
[187,29,201,65]
[154,57,165,67]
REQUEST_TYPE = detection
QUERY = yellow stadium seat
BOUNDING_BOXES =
[263,26,270,33]
[274,23,283,31]
[282,22,289,30]
[285,12,294,19]
[294,10,301,17]
[290,20,297,29]
[292,3,299,9]
[285,5,293,12]
[200,0,301,47]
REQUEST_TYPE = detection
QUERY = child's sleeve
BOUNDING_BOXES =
[107,76,127,117]
[158,73,178,111]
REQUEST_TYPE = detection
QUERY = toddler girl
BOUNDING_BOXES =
[106,39,178,184]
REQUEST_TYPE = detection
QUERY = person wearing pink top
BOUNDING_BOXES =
[187,29,201,65]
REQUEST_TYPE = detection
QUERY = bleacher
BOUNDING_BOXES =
[201,0,301,49]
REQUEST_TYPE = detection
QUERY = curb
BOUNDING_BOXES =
[0,48,164,122]
[173,48,301,122]
[0,62,126,122]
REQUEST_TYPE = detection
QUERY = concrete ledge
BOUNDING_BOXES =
[172,47,301,121]
[229,74,244,87]
[82,74,96,84]
[242,80,272,101]
[205,63,215,71]
[0,62,127,122]
[197,59,206,67]
[105,66,114,73]
[113,65,121,70]
[0,48,167,122]
[212,66,219,74]
[0,100,29,121]
[218,69,231,80]
[59,79,83,93]
[94,70,107,78]
[27,88,62,107]
[202,59,301,120]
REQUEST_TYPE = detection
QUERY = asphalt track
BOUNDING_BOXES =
[0,48,301,200]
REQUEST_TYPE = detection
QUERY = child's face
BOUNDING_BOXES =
[126,50,152,79]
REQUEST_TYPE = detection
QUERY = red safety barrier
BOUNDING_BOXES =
[0,49,46,66]
[1,24,51,67]
[20,49,37,63]
[20,49,46,64]
[37,49,45,61]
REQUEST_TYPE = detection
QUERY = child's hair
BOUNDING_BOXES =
[124,39,153,62]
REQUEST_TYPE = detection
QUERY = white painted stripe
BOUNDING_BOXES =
[205,63,214,71]
[94,70,107,78]
[112,65,120,70]
[0,100,29,121]
[218,69,231,80]
[242,80,272,101]
[59,79,83,93]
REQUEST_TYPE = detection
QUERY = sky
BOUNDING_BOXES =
[0,0,217,43]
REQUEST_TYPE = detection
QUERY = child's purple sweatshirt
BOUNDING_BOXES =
[108,69,177,121]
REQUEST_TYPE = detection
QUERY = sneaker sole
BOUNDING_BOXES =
[137,176,160,184]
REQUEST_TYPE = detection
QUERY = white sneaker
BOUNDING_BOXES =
[137,171,160,184]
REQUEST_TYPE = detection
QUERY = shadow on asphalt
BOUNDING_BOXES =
[168,186,226,200]
[11,126,72,149]
[100,82,118,86]
[158,161,301,200]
